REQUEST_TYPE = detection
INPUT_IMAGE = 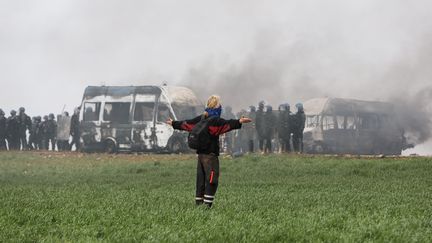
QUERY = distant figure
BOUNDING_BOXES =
[0,109,7,150]
[277,103,292,153]
[167,95,251,208]
[292,103,306,153]
[70,107,81,151]
[6,110,20,150]
[18,107,32,150]
[29,116,41,150]
[46,113,58,151]
[40,115,49,150]
[255,101,266,152]
[245,105,257,153]
[221,106,236,153]
[263,105,276,154]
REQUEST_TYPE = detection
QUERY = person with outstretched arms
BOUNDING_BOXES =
[167,95,252,208]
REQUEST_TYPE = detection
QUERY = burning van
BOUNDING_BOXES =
[303,98,406,155]
[79,85,203,153]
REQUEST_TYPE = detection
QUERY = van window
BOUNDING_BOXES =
[134,102,154,121]
[306,115,320,128]
[358,114,379,130]
[335,116,345,129]
[323,116,336,130]
[157,104,173,122]
[104,102,131,124]
[346,116,356,129]
[83,102,101,121]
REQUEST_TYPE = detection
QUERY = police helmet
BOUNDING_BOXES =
[19,107,25,113]
[0,109,4,116]
[43,115,48,120]
[249,106,256,112]
[295,103,304,112]
[266,105,273,112]
[10,110,17,116]
[48,113,55,119]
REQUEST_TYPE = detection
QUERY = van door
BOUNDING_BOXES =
[101,102,132,150]
[154,102,174,148]
[356,114,379,154]
[322,115,356,154]
[131,95,156,150]
[80,101,102,149]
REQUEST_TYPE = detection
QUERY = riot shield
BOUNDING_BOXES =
[57,115,71,141]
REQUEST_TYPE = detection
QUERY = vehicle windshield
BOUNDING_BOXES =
[83,102,101,121]
[134,102,154,121]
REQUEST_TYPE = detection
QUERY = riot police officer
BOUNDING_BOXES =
[29,116,41,150]
[263,105,276,154]
[18,107,32,150]
[70,107,81,151]
[292,103,306,153]
[46,113,57,151]
[255,101,266,152]
[277,103,292,153]
[245,106,257,153]
[7,110,20,150]
[40,115,49,150]
[0,109,7,150]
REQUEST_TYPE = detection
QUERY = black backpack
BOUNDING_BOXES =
[188,115,214,150]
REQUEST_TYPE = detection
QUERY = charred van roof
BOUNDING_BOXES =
[304,97,395,116]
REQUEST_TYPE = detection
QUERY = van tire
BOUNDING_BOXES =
[104,140,117,154]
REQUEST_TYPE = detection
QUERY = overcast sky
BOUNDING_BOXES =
[1,0,431,114]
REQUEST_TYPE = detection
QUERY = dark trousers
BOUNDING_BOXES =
[248,140,254,153]
[0,137,6,150]
[280,137,291,152]
[7,137,20,150]
[196,154,219,207]
[19,132,27,150]
[293,132,303,153]
[70,135,80,151]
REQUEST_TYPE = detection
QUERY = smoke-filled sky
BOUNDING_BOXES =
[1,0,432,152]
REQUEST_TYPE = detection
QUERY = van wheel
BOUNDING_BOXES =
[104,140,117,154]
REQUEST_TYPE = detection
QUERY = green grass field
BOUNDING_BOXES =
[0,152,431,242]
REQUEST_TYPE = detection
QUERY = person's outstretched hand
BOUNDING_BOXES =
[166,118,173,126]
[239,117,252,124]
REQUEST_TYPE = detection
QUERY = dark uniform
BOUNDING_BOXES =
[40,116,49,150]
[29,116,41,150]
[0,109,7,150]
[172,114,242,208]
[69,108,81,151]
[263,105,277,153]
[292,103,306,153]
[18,107,32,150]
[45,113,57,151]
[6,110,20,150]
[221,106,236,154]
[245,106,257,153]
[277,104,292,153]
[255,102,266,152]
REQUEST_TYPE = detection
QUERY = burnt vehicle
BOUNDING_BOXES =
[303,98,406,155]
[79,85,203,153]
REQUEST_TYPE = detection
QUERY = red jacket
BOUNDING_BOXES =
[172,115,241,156]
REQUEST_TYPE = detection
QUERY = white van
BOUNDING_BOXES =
[79,85,203,153]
